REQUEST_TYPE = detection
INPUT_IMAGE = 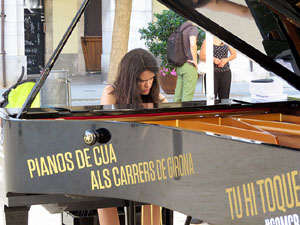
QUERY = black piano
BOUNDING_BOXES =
[1,0,300,224]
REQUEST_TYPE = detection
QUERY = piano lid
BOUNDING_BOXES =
[158,0,300,90]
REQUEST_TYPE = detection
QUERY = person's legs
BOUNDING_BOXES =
[214,71,219,99]
[174,66,184,102]
[142,205,161,225]
[181,63,198,101]
[98,207,120,225]
[214,71,220,99]
[218,70,231,99]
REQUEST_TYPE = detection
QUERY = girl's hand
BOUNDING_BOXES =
[214,58,221,65]
[218,58,228,67]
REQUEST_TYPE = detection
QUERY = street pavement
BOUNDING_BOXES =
[0,74,299,225]
[65,74,300,106]
[1,74,299,106]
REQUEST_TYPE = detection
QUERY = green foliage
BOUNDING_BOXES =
[139,10,206,68]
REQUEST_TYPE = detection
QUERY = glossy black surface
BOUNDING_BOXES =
[11,100,300,120]
[2,115,300,224]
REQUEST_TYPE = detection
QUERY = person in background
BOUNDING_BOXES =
[99,48,167,225]
[174,21,199,102]
[199,36,236,99]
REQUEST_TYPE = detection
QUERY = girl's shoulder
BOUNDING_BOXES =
[103,85,115,93]
[100,85,117,105]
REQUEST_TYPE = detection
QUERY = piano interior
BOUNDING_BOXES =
[141,113,300,149]
[74,111,300,150]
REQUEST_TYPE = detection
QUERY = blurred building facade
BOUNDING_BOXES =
[0,0,269,89]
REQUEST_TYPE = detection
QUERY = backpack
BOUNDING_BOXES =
[167,23,193,67]
[0,66,40,108]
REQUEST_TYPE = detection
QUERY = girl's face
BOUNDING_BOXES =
[138,70,155,95]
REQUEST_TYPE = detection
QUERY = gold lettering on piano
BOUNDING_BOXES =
[76,144,117,169]
[90,153,194,190]
[26,145,195,191]
[225,170,300,220]
[156,158,167,180]
[27,152,74,178]
[75,149,92,169]
[111,161,156,187]
[167,154,194,178]
[26,143,116,178]
[91,169,112,190]
[93,144,117,166]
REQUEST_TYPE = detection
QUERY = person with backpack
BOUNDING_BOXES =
[170,21,199,102]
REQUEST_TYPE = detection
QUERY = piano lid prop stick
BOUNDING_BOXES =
[16,0,90,119]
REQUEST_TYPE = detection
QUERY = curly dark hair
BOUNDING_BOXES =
[112,48,161,104]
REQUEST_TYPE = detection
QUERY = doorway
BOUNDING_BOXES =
[24,0,45,75]
[81,0,102,73]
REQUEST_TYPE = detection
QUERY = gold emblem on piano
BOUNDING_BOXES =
[83,130,97,145]
[83,128,111,145]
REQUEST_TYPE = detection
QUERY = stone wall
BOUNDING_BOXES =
[0,0,27,88]
[44,0,85,77]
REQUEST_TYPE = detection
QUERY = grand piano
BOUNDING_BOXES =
[1,0,300,224]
